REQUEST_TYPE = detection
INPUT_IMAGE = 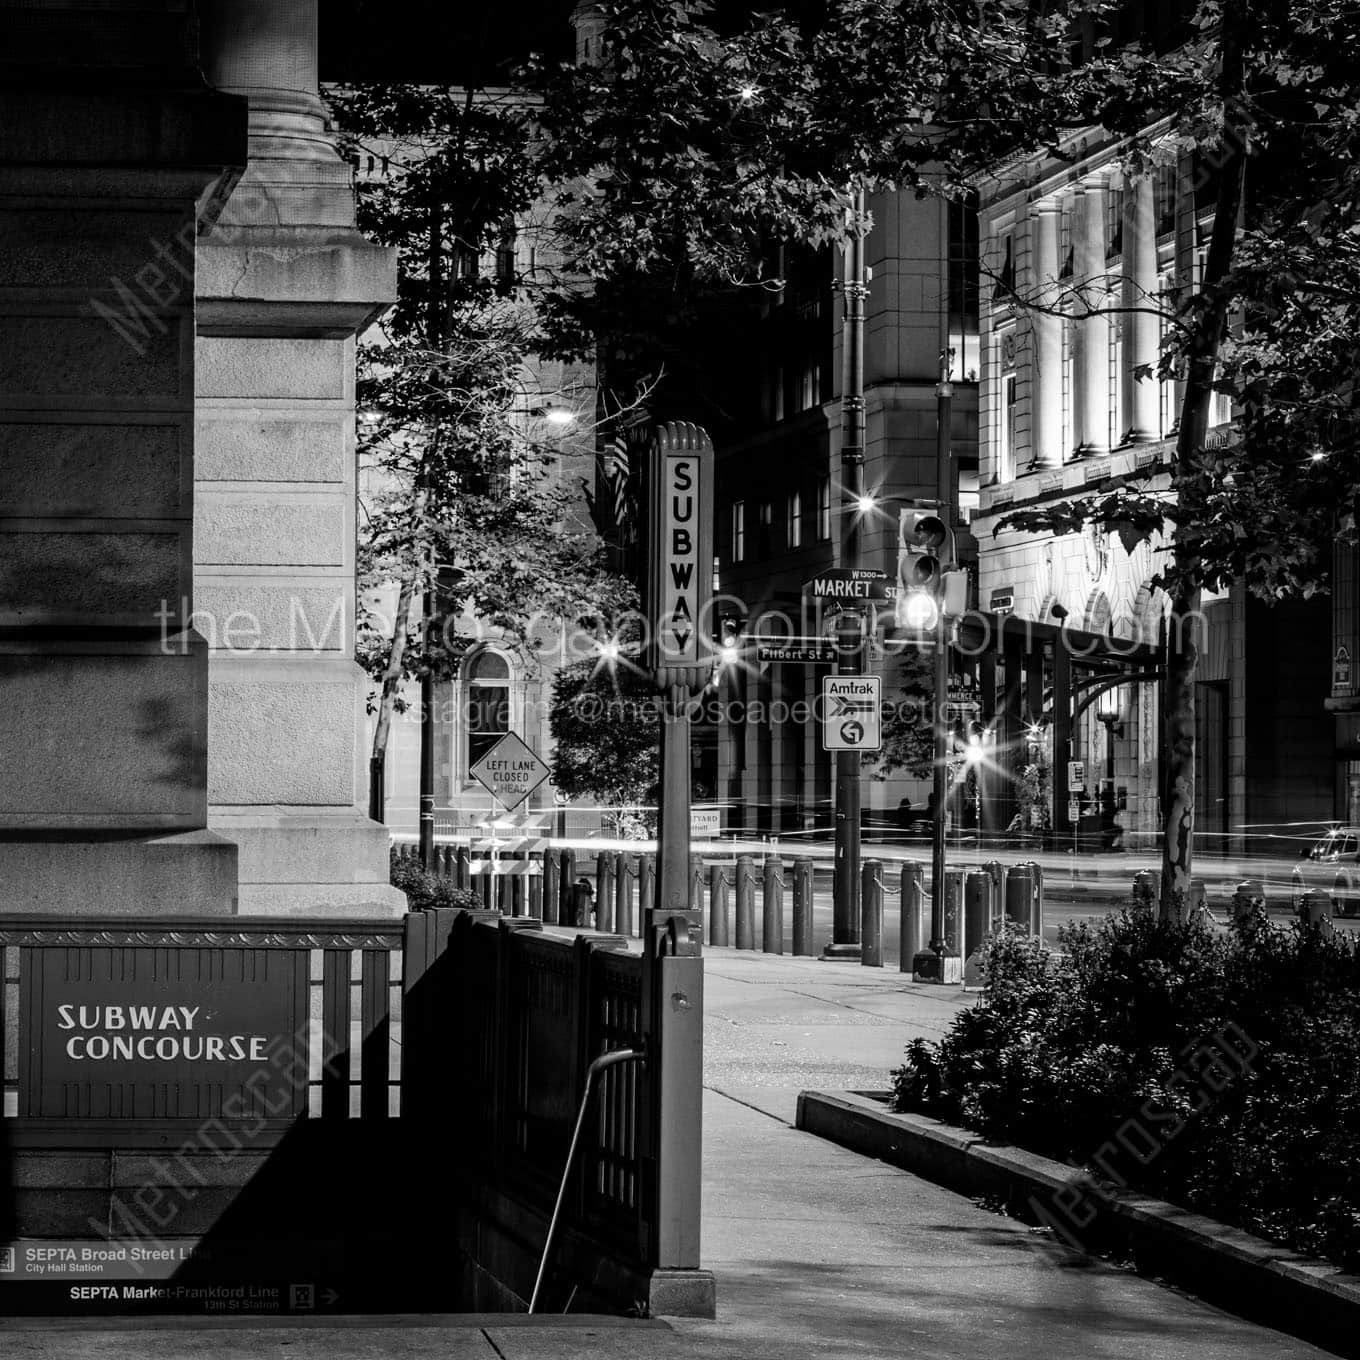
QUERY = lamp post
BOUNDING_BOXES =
[1096,684,1123,783]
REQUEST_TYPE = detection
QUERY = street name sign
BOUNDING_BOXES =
[757,643,838,663]
[469,732,551,812]
[808,568,892,602]
[821,675,881,751]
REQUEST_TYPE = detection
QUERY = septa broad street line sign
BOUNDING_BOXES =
[821,675,881,751]
[646,424,715,689]
[469,731,551,812]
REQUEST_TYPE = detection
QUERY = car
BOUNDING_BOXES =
[1290,827,1360,916]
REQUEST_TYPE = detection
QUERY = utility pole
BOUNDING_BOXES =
[827,185,868,960]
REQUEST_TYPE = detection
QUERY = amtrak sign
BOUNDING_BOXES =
[647,423,714,689]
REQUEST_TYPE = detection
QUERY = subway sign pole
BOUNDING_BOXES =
[646,423,715,927]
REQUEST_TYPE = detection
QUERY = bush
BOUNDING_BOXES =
[893,908,1360,1271]
[389,847,482,911]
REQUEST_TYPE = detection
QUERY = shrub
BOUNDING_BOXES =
[893,908,1360,1271]
[389,847,482,911]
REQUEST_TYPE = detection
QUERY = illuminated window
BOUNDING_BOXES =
[787,491,802,548]
[731,500,746,562]
[816,477,831,540]
[999,368,1018,481]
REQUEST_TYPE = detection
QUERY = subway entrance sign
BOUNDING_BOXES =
[469,732,551,812]
[808,568,892,602]
[821,675,882,752]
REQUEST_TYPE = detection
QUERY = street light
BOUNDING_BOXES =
[1096,683,1124,783]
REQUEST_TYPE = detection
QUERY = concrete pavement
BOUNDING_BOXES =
[0,948,1337,1358]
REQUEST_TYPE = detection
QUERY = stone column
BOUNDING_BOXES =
[195,0,403,915]
[1075,180,1110,456]
[1031,202,1064,467]
[0,2,244,913]
[1123,172,1161,441]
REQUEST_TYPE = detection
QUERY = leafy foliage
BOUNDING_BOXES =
[389,847,482,911]
[548,648,662,835]
[874,647,936,780]
[327,83,635,743]
[895,909,1360,1270]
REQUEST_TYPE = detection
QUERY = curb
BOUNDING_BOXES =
[797,1090,1360,1359]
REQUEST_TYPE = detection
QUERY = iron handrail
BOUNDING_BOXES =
[527,1045,647,1314]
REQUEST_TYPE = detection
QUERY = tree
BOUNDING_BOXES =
[548,646,662,837]
[329,83,635,817]
[528,0,1360,918]
[875,648,936,782]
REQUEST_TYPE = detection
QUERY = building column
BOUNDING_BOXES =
[1032,202,1063,467]
[0,3,244,913]
[195,0,403,915]
[1075,180,1110,456]
[1123,172,1161,442]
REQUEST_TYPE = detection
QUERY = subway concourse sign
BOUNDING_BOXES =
[822,675,881,751]
[469,731,551,811]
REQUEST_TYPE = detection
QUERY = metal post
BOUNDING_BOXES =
[708,863,730,947]
[861,858,883,967]
[657,692,692,919]
[900,861,925,973]
[597,851,616,932]
[917,355,954,981]
[828,183,868,962]
[640,853,656,917]
[616,852,634,938]
[735,855,756,950]
[559,847,576,919]
[792,856,814,956]
[368,752,385,823]
[543,847,560,924]
[762,858,784,954]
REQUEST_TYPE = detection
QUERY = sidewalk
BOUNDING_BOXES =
[1,950,1335,1359]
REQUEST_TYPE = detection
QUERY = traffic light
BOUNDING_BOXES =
[896,507,952,630]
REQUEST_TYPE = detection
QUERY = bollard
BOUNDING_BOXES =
[1186,877,1208,925]
[861,859,884,968]
[509,872,525,918]
[596,852,616,932]
[762,858,784,955]
[1132,869,1159,910]
[558,848,576,918]
[982,860,1005,931]
[542,847,560,924]
[735,855,756,950]
[708,863,730,947]
[792,857,814,957]
[639,853,656,918]
[962,871,994,985]
[1027,860,1044,936]
[690,855,704,917]
[1231,879,1264,930]
[528,860,543,920]
[616,853,634,938]
[942,867,965,956]
[900,861,925,973]
[1300,889,1333,935]
[455,844,472,891]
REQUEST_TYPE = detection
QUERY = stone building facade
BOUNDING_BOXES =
[971,124,1332,851]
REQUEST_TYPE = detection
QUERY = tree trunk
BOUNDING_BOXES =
[1159,0,1249,919]
[369,563,419,789]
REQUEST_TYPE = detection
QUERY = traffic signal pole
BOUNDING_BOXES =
[926,360,954,975]
[827,185,868,960]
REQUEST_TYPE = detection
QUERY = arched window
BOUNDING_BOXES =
[465,651,511,768]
